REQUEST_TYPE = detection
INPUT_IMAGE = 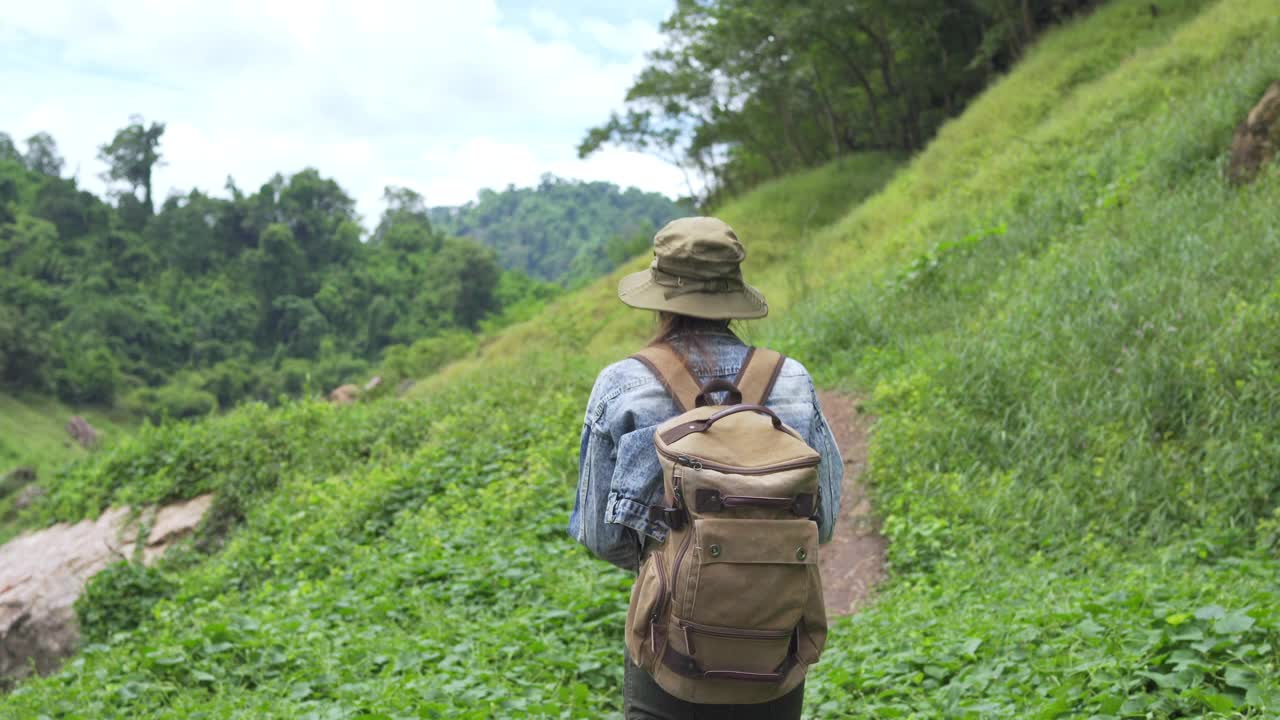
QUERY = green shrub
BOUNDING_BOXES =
[379,330,477,389]
[51,346,119,405]
[200,358,258,409]
[75,561,176,644]
[123,381,217,422]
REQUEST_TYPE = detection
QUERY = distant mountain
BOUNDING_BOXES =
[430,175,690,286]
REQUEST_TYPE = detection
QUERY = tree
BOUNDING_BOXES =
[24,132,64,177]
[0,133,21,164]
[426,237,501,329]
[373,186,433,243]
[0,304,51,388]
[582,0,1097,201]
[98,116,166,215]
[275,168,358,271]
[246,222,306,340]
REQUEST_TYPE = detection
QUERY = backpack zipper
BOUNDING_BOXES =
[678,619,792,639]
[649,552,669,655]
[669,475,695,621]
[677,619,793,656]
[657,446,819,475]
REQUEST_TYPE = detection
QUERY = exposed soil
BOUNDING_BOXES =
[816,390,886,616]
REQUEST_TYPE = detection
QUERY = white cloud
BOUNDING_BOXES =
[0,1,683,227]
[410,136,686,207]
[581,17,664,57]
[527,8,573,40]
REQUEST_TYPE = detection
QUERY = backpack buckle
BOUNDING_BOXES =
[648,504,687,531]
[694,489,724,512]
[792,493,816,518]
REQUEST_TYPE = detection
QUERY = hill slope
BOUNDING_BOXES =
[0,395,127,473]
[429,177,690,286]
[0,394,129,542]
[5,0,1279,716]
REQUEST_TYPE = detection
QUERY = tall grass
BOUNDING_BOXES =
[768,0,1280,567]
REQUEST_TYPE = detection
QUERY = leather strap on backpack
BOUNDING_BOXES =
[633,344,786,410]
[631,343,703,413]
[734,347,786,406]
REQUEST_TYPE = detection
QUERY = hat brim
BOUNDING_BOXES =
[617,269,768,320]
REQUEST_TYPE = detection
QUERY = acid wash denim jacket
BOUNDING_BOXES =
[569,330,844,572]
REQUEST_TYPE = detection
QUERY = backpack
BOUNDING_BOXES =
[623,342,827,705]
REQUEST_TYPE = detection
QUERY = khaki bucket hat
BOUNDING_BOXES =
[618,216,768,320]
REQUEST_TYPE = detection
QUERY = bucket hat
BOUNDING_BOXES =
[617,216,768,320]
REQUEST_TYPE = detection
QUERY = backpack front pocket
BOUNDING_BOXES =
[671,617,796,679]
[678,517,818,630]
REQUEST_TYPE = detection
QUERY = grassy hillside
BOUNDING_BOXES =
[5,0,1279,717]
[0,393,129,540]
[0,394,128,472]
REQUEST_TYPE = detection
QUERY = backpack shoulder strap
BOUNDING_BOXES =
[734,347,786,406]
[631,343,702,413]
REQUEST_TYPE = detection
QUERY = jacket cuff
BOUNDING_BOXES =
[606,492,669,543]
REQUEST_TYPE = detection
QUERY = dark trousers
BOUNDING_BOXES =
[623,654,804,720]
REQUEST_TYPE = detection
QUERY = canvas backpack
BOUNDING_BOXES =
[623,342,827,705]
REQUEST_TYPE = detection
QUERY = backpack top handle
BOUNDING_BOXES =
[694,378,743,407]
[659,404,784,444]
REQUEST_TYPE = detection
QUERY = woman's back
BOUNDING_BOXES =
[570,329,843,572]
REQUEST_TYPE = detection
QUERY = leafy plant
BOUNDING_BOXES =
[75,561,176,644]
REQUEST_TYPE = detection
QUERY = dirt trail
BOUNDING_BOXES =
[816,391,886,616]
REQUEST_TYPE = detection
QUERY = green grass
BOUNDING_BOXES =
[4,0,1280,717]
[0,393,130,541]
[0,393,128,473]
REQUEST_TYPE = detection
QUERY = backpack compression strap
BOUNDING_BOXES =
[734,347,786,406]
[631,343,703,413]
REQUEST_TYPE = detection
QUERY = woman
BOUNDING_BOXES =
[568,216,843,719]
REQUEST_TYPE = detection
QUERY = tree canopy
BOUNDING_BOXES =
[0,126,565,418]
[98,116,166,225]
[582,0,1098,204]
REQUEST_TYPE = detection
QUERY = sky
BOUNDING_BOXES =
[0,0,683,227]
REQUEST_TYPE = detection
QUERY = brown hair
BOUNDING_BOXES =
[650,312,733,375]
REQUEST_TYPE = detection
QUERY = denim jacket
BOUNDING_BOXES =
[569,330,843,571]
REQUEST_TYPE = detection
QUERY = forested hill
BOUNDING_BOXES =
[429,177,689,286]
[0,128,561,420]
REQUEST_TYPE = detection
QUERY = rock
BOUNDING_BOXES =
[136,495,215,564]
[327,384,360,405]
[12,484,46,511]
[0,494,213,684]
[64,416,99,449]
[0,467,36,497]
[396,379,416,397]
[2,467,35,485]
[1227,81,1280,185]
[363,375,383,392]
